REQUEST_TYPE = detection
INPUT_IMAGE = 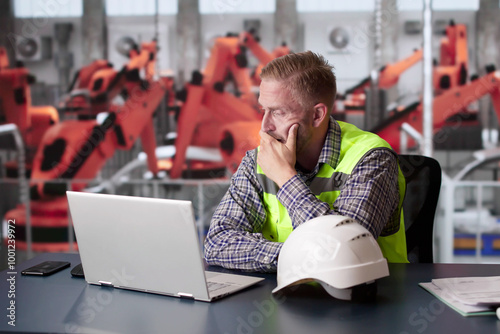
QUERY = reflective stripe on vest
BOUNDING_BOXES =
[256,121,409,263]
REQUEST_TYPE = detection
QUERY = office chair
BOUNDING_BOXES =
[398,154,442,263]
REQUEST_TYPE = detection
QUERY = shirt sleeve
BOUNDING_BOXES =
[204,151,282,272]
[277,148,400,238]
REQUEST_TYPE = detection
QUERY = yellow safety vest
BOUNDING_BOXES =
[256,121,409,263]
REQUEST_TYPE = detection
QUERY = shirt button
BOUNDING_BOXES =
[264,256,269,262]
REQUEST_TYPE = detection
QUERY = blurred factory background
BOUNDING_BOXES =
[1,0,500,267]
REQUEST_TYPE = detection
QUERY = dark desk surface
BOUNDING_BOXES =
[1,253,500,334]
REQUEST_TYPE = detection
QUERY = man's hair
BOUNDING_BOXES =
[260,51,337,113]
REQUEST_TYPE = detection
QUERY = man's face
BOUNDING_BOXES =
[258,79,313,154]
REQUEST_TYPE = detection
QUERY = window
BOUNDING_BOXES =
[398,0,479,11]
[106,0,177,16]
[297,0,479,12]
[14,0,83,18]
[199,0,275,14]
[297,0,374,12]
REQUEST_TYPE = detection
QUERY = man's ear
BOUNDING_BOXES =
[312,103,329,127]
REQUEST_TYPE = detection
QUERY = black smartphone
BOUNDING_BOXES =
[21,261,71,276]
[70,263,85,278]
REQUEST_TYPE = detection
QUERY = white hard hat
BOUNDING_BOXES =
[272,215,389,300]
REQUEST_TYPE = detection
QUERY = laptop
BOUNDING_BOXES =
[66,191,264,302]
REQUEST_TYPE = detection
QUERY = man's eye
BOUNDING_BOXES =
[272,110,283,117]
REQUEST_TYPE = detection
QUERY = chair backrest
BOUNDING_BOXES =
[398,154,442,263]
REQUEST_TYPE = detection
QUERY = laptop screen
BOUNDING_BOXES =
[67,191,210,300]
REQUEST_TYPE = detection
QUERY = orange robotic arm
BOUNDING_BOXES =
[239,31,274,65]
[0,47,9,70]
[169,72,207,179]
[169,32,278,179]
[433,22,469,92]
[0,66,32,139]
[30,40,168,198]
[30,78,169,198]
[202,35,255,105]
[124,40,158,84]
[66,59,113,93]
[378,49,423,89]
[61,40,159,118]
[374,70,500,152]
[113,79,169,174]
[344,48,423,96]
[239,31,291,86]
[170,69,262,179]
[0,60,59,159]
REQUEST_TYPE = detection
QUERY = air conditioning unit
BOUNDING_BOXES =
[16,36,52,62]
[326,26,350,53]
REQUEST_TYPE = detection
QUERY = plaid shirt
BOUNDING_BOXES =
[204,117,400,272]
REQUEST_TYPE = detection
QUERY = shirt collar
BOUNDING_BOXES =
[317,116,341,169]
[297,117,340,179]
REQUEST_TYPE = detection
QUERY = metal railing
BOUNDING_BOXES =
[439,179,500,263]
[0,175,230,253]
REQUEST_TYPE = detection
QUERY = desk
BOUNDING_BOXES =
[1,253,500,334]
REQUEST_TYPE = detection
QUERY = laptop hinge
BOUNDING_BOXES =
[178,292,194,299]
[99,281,114,287]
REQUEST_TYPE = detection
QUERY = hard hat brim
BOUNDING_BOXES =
[272,257,389,295]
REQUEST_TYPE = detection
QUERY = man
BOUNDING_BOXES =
[204,51,408,272]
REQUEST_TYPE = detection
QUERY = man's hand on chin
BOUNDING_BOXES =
[257,124,298,188]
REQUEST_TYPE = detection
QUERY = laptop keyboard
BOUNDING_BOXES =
[207,281,231,293]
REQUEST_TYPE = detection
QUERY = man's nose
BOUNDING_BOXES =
[261,112,274,132]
